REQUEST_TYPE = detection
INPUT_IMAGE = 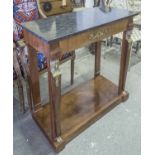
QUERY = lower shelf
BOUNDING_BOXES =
[33,75,128,151]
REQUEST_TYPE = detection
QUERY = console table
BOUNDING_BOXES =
[22,7,139,152]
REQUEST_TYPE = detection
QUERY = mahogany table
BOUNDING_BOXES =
[22,7,139,152]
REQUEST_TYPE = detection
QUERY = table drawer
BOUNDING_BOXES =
[40,0,73,16]
[59,19,129,52]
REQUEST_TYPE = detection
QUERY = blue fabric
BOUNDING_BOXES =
[37,53,47,71]
[13,0,73,72]
[13,0,46,71]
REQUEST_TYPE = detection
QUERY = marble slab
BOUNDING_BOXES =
[22,7,139,43]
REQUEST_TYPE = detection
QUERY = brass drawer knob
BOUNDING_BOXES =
[43,2,52,12]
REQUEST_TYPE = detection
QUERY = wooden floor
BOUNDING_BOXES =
[34,75,120,143]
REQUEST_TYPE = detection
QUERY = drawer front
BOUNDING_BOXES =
[59,19,129,52]
[40,0,73,16]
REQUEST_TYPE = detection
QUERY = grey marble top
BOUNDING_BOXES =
[22,7,139,43]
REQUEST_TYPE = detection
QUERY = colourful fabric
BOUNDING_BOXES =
[13,0,73,71]
[13,19,20,41]
[60,52,73,61]
[13,0,39,22]
[13,0,46,71]
[13,0,39,40]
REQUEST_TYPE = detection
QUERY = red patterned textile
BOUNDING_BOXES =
[13,0,73,65]
[13,0,39,40]
[13,19,20,41]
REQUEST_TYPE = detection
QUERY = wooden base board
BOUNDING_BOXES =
[33,75,128,152]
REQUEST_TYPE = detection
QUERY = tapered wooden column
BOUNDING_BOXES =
[45,46,65,150]
[94,41,101,77]
[118,20,133,95]
[27,45,42,111]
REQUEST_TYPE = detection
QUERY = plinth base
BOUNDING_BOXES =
[33,75,128,152]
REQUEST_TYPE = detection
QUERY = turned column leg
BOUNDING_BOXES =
[128,42,133,71]
[71,51,75,85]
[25,78,33,112]
[13,49,25,113]
[118,29,133,95]
[94,41,101,77]
[27,45,41,111]
[16,78,25,113]
[19,48,33,113]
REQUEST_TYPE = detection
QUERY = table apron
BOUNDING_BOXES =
[23,18,129,58]
[59,19,129,53]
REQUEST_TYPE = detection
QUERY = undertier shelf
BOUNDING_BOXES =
[34,75,125,144]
